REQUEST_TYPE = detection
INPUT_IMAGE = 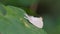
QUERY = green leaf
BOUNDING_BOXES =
[0,4,47,34]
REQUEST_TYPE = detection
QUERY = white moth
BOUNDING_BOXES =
[24,13,43,28]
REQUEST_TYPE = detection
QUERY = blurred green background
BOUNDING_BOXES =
[0,0,60,34]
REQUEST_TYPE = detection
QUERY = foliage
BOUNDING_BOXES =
[0,4,47,34]
[0,0,60,34]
